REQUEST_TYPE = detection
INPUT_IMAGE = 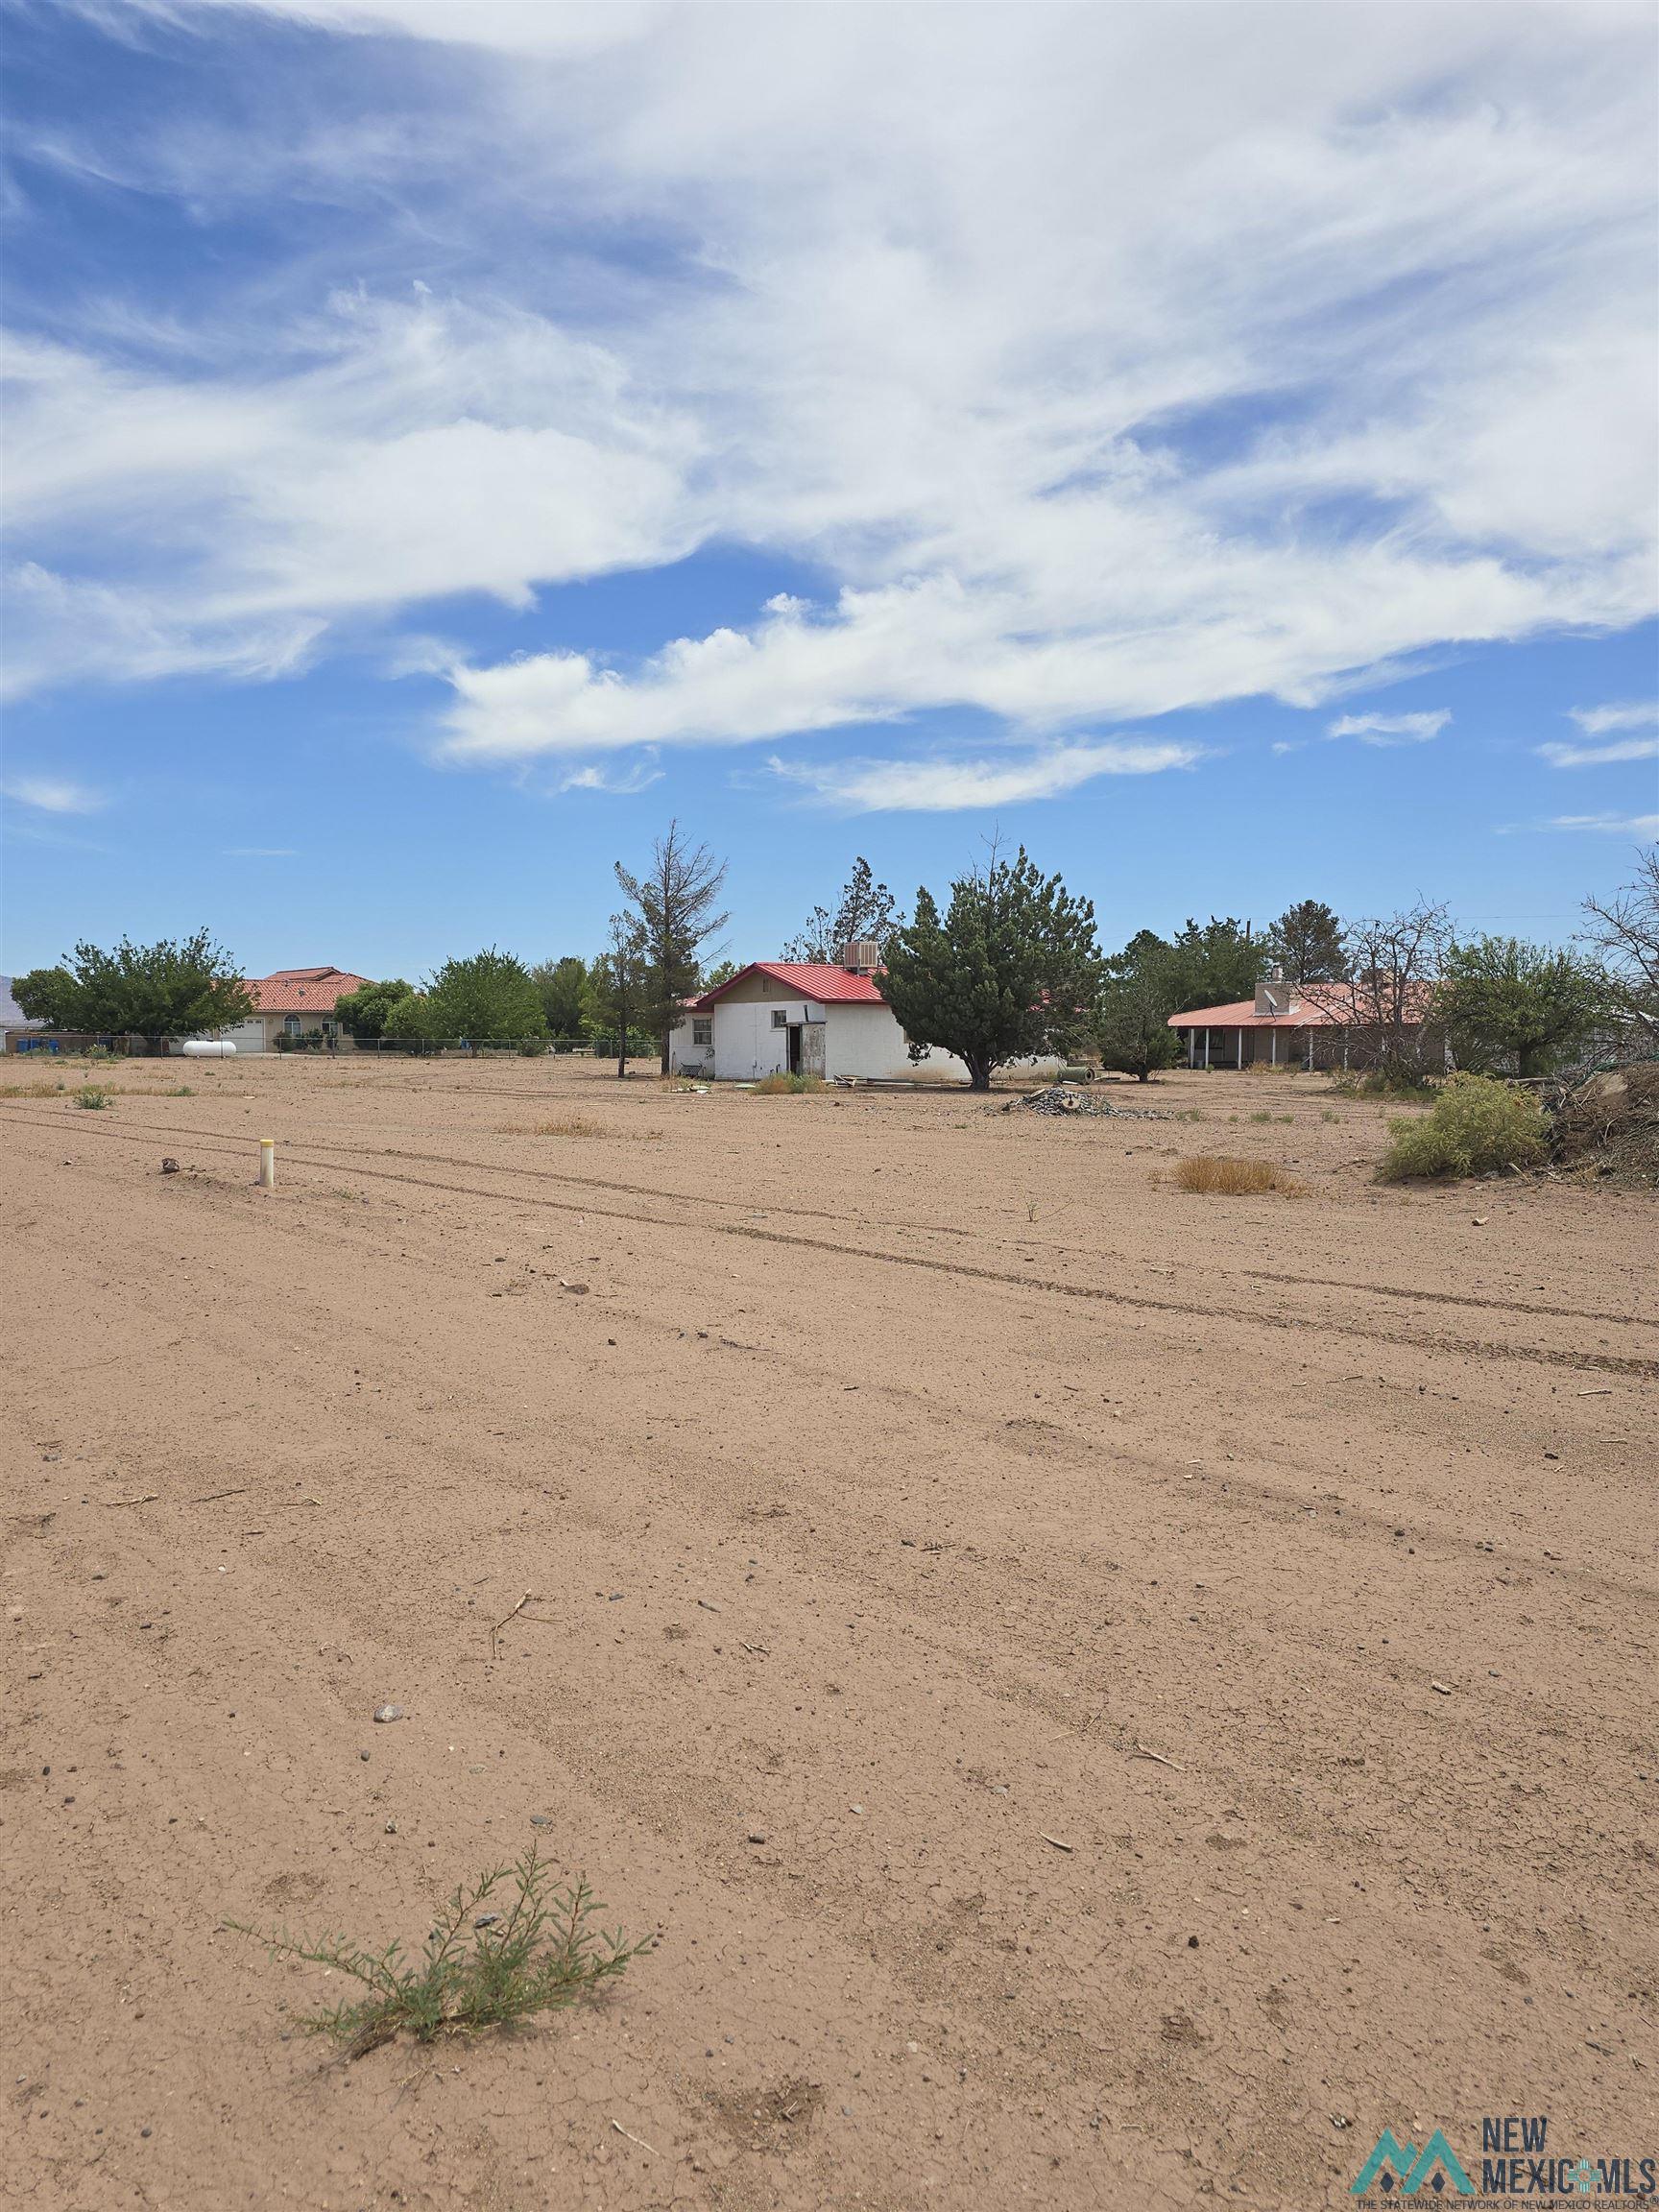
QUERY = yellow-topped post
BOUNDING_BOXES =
[258,1137,276,1190]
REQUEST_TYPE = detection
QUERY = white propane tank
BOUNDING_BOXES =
[180,1039,236,1057]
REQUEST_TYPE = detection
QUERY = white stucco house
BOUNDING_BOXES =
[669,948,976,1083]
[221,966,373,1052]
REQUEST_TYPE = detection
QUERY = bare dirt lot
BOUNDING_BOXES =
[3,1056,1654,2210]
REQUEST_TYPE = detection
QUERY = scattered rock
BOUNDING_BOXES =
[1431,1681,1454,1696]
[559,1281,590,1295]
[159,1158,179,1175]
[1004,1084,1183,1121]
[373,1703,405,1724]
[747,1829,768,1844]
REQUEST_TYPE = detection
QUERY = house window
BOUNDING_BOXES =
[692,1019,712,1048]
[771,1009,789,1029]
[284,1015,301,1037]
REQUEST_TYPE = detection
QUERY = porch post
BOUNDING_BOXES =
[1237,1028,1244,1070]
[1204,1028,1211,1070]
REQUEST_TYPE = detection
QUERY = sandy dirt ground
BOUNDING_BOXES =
[2,1055,1654,2212]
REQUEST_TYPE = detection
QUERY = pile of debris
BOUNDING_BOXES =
[1548,1060,1659,1185]
[1004,1083,1184,1121]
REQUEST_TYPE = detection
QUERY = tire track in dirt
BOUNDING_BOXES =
[8,1107,1656,1380]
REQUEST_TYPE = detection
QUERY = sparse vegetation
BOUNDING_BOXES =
[1379,1072,1546,1181]
[168,1084,194,1096]
[752,1071,824,1094]
[229,1847,649,2058]
[1173,1155,1300,1195]
[75,1085,111,1110]
[527,1113,608,1137]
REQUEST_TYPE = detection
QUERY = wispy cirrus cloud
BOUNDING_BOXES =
[768,739,1200,814]
[1499,810,1659,836]
[1569,700,1659,737]
[1535,698,1658,766]
[1325,709,1451,747]
[1,772,106,813]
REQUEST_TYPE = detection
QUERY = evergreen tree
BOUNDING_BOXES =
[781,858,903,963]
[878,849,1101,1090]
[614,822,730,1073]
[1095,931,1185,1080]
[1264,900,1347,982]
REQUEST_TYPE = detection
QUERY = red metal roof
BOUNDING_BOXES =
[692,961,887,1010]
[1167,982,1434,1030]
[249,968,373,1014]
[1166,997,1333,1030]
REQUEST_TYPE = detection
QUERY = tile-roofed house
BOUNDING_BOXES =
[225,967,374,1052]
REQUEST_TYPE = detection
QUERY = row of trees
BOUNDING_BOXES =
[15,840,1654,1089]
[880,855,1657,1090]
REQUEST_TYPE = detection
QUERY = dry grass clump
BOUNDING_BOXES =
[230,1848,649,2058]
[1172,1154,1300,1195]
[751,1071,824,1095]
[507,1113,610,1138]
[0,1077,70,1097]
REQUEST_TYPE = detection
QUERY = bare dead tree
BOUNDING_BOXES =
[615,822,730,1074]
[1304,900,1452,1081]
[1581,848,1659,1042]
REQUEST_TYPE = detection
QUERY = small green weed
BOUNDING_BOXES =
[168,1084,195,1096]
[230,1847,650,2058]
[75,1086,110,1110]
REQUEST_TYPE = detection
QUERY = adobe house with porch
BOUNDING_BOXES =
[1167,972,1445,1071]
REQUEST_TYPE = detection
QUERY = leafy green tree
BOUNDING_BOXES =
[11,967,79,1030]
[1095,932,1185,1081]
[1437,935,1607,1076]
[529,956,589,1040]
[381,993,434,1049]
[423,950,546,1044]
[13,930,252,1051]
[583,915,651,1077]
[782,857,903,963]
[1264,900,1347,983]
[333,978,416,1039]
[615,822,730,1072]
[878,848,1101,1090]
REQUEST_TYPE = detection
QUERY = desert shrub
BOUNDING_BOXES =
[751,1071,824,1094]
[1380,1072,1545,1181]
[1173,1155,1299,1195]
[75,1085,111,1110]
[1330,1070,1437,1102]
[530,1113,606,1137]
[230,1848,649,2058]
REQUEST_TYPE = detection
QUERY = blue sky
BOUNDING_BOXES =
[2,0,1655,981]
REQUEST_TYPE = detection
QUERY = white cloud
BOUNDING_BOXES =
[1536,734,1659,768]
[1568,700,1659,736]
[7,3,1657,780]
[554,757,664,796]
[768,739,1200,813]
[1501,810,1659,836]
[1326,709,1452,747]
[1,773,106,814]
